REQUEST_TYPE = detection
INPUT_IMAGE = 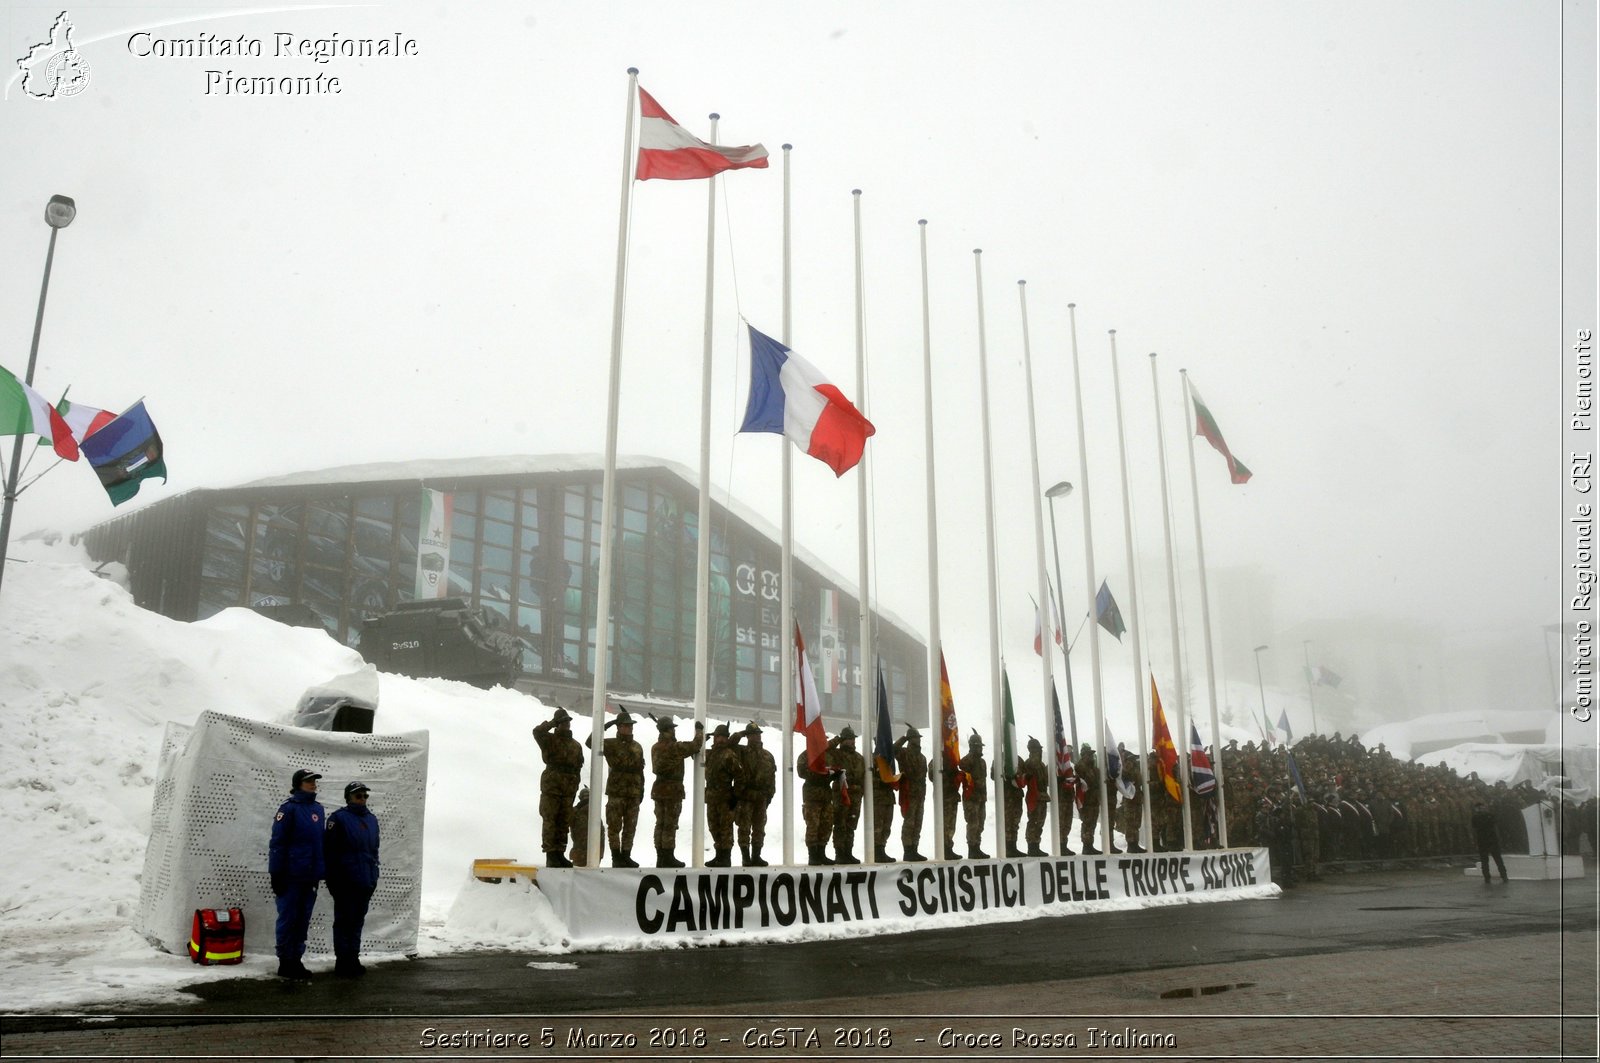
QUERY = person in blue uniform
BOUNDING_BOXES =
[269,768,326,979]
[324,780,381,977]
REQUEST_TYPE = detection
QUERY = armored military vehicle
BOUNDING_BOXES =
[358,597,521,690]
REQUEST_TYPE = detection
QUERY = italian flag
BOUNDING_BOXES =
[0,365,78,460]
[56,396,116,444]
[1190,384,1252,484]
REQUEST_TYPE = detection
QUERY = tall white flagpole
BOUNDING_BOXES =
[973,249,1003,860]
[1066,304,1111,856]
[779,144,797,868]
[1107,330,1153,850]
[1149,352,1193,851]
[587,67,640,868]
[918,220,946,862]
[1181,369,1229,847]
[690,114,720,863]
[853,190,877,864]
[1017,281,1060,854]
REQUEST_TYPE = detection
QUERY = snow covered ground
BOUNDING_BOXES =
[0,543,1266,1015]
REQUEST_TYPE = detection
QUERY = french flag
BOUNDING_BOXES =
[636,87,769,181]
[740,324,875,477]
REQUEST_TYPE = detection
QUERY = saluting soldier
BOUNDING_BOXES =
[734,723,777,867]
[703,724,746,867]
[959,732,990,860]
[827,726,867,865]
[650,716,706,869]
[1077,743,1104,855]
[532,707,585,868]
[588,709,646,868]
[798,744,837,866]
[1017,737,1052,857]
[1118,750,1146,853]
[894,726,929,862]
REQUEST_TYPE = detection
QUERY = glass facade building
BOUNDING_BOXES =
[80,457,927,727]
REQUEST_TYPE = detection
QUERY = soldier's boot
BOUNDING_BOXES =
[874,845,892,862]
[943,843,960,861]
[1005,842,1025,858]
[1127,842,1146,854]
[833,839,860,865]
[545,850,573,869]
[903,848,927,862]
[1058,844,1075,856]
[657,848,685,869]
[1026,843,1047,857]
[969,844,991,860]
[747,845,769,867]
[706,848,732,867]
[739,843,752,865]
[612,851,639,869]
[807,844,828,867]
[1082,843,1102,855]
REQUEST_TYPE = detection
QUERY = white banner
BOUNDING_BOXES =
[535,850,1272,945]
[416,488,453,599]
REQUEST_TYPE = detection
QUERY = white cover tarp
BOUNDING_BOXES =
[135,710,428,958]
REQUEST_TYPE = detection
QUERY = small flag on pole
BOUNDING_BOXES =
[1306,664,1342,688]
[1000,667,1019,784]
[1095,580,1127,642]
[1189,382,1252,484]
[0,365,78,460]
[80,401,165,504]
[1276,708,1294,744]
[55,392,115,445]
[938,651,961,772]
[635,86,769,180]
[794,624,828,772]
[739,324,876,477]
[1150,676,1181,801]
[1051,684,1074,782]
[1286,749,1309,800]
[873,662,899,785]
[1189,723,1216,795]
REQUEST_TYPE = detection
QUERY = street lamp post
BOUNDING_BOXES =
[1045,480,1079,751]
[0,195,77,599]
[1253,644,1271,742]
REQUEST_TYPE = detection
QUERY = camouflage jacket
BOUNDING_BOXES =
[651,736,703,801]
[737,745,777,804]
[600,736,645,801]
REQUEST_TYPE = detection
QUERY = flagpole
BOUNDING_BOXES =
[586,67,639,869]
[1017,281,1060,855]
[918,220,946,863]
[1067,303,1111,856]
[689,114,720,865]
[779,144,796,868]
[1181,368,1229,847]
[1148,352,1193,852]
[852,189,877,864]
[973,249,1004,860]
[1303,640,1319,736]
[1107,330,1153,850]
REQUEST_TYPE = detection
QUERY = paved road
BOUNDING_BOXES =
[3,867,1595,1060]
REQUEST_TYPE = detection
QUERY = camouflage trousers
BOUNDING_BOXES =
[606,796,640,856]
[872,786,895,853]
[734,797,771,852]
[900,791,925,855]
[963,795,987,851]
[833,797,862,859]
[653,797,683,849]
[1080,798,1102,849]
[803,789,835,846]
[541,789,576,853]
[1025,803,1048,849]
[570,803,604,867]
[1004,796,1023,851]
[940,789,960,849]
[706,794,736,850]
[1058,799,1075,850]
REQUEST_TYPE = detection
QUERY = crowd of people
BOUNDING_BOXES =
[529,707,1599,881]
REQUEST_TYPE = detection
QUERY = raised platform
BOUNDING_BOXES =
[1464,854,1585,880]
[521,849,1273,946]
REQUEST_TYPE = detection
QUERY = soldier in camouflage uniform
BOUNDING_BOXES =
[1077,743,1104,855]
[703,723,746,867]
[827,726,867,865]
[734,723,776,866]
[1293,792,1321,880]
[870,734,898,863]
[591,709,645,868]
[650,716,705,868]
[1017,737,1052,856]
[569,786,604,867]
[959,732,990,860]
[798,744,837,866]
[532,707,585,868]
[1117,749,1145,853]
[1055,753,1077,856]
[1001,750,1025,859]
[894,726,929,861]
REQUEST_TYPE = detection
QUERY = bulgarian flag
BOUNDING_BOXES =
[0,365,78,460]
[1190,382,1252,484]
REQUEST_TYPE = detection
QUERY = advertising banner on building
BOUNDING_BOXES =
[415,488,452,599]
[535,849,1272,945]
[819,588,841,694]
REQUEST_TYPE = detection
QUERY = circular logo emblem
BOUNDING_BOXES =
[43,49,90,97]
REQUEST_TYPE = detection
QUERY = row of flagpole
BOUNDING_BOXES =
[586,69,1252,869]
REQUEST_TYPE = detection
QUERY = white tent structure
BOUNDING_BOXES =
[1359,710,1596,799]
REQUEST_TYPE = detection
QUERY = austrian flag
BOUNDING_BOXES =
[636,86,769,181]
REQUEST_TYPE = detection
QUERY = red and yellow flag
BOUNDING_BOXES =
[1150,675,1182,802]
[938,651,961,771]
